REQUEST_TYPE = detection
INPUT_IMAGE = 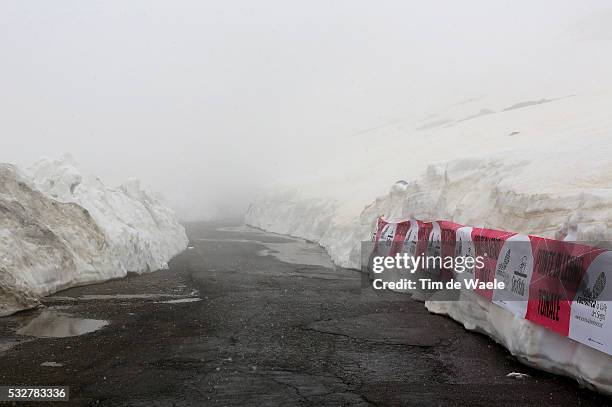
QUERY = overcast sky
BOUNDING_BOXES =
[1,1,611,219]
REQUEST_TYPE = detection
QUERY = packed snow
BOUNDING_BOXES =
[246,91,612,394]
[0,157,188,316]
[28,156,188,274]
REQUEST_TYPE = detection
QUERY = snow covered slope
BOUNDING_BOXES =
[246,91,612,393]
[28,156,188,274]
[0,158,187,316]
[247,91,612,267]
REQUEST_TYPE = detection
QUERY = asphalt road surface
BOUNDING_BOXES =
[0,221,608,406]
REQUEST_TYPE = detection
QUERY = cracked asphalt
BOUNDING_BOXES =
[0,221,608,406]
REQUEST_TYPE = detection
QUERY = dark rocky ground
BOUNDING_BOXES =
[0,221,608,406]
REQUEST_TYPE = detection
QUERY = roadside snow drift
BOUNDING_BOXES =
[0,158,188,316]
[246,91,612,394]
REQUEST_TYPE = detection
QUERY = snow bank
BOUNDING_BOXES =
[0,158,187,316]
[246,91,612,394]
[28,156,188,273]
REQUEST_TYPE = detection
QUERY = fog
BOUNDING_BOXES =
[1,1,611,220]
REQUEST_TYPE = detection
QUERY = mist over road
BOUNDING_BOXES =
[0,222,606,406]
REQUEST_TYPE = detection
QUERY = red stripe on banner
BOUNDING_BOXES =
[525,237,604,336]
[388,221,411,257]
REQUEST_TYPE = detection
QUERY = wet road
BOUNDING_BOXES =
[0,221,608,406]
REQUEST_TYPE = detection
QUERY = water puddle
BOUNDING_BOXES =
[217,225,268,234]
[257,241,334,268]
[218,224,335,268]
[158,298,202,304]
[197,238,259,243]
[16,310,109,338]
[45,293,197,302]
[41,361,64,367]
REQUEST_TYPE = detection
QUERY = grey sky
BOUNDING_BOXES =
[1,1,611,219]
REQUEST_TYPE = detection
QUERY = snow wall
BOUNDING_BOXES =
[245,92,612,394]
[0,157,188,316]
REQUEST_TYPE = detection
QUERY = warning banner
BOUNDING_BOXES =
[471,227,516,301]
[371,217,612,356]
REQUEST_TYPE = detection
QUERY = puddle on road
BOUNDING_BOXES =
[158,298,202,304]
[196,238,259,243]
[16,310,109,338]
[44,293,198,303]
[217,225,268,234]
[257,241,334,268]
[216,225,334,268]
